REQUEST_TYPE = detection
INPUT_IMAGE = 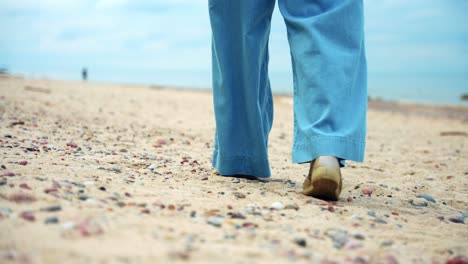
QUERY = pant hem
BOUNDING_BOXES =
[212,150,271,178]
[292,135,366,167]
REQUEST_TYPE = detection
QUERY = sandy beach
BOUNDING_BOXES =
[0,75,467,263]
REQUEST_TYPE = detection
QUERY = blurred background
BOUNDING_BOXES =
[0,0,467,105]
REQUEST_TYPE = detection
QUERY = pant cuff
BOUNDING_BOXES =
[212,150,271,178]
[292,136,366,167]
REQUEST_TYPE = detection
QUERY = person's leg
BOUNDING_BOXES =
[278,0,367,166]
[209,0,276,178]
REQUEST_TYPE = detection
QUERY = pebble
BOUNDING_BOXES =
[9,193,36,203]
[99,186,106,191]
[227,212,246,219]
[381,240,394,247]
[353,233,365,240]
[19,211,35,222]
[83,181,95,186]
[367,210,376,217]
[374,217,387,224]
[271,202,285,210]
[19,183,31,190]
[78,194,89,201]
[232,192,246,199]
[416,193,436,203]
[0,179,6,185]
[325,228,349,249]
[18,161,28,166]
[45,216,59,224]
[285,204,299,210]
[2,171,15,177]
[448,217,465,224]
[41,205,62,212]
[294,238,307,247]
[207,216,224,227]
[111,167,121,173]
[232,178,240,184]
[147,164,156,170]
[361,189,373,196]
[409,198,428,207]
[446,256,468,264]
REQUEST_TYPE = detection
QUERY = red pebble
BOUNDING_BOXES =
[45,188,58,194]
[124,192,131,197]
[19,183,31,190]
[168,204,176,210]
[327,205,335,212]
[347,197,353,202]
[446,256,468,264]
[361,189,373,196]
[18,161,28,166]
[2,171,15,177]
[66,142,78,148]
[19,211,35,222]
[391,211,399,216]
[9,193,36,203]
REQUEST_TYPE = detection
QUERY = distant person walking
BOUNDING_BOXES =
[82,67,88,81]
[209,0,367,200]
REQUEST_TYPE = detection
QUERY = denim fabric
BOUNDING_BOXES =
[209,0,367,178]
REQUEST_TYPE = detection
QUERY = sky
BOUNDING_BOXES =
[0,0,467,104]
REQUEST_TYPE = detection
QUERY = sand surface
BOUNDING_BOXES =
[0,75,467,263]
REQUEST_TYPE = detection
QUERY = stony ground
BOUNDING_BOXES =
[0,76,467,263]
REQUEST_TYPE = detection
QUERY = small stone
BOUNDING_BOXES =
[125,192,131,197]
[353,233,365,240]
[2,171,15,177]
[0,179,6,185]
[19,211,35,222]
[111,167,121,173]
[78,194,89,201]
[227,212,246,219]
[448,217,465,224]
[361,189,373,196]
[233,192,246,199]
[18,161,28,166]
[207,216,224,227]
[45,216,59,224]
[325,228,349,249]
[19,183,31,190]
[409,198,428,207]
[416,193,436,203]
[328,205,335,212]
[381,240,394,247]
[99,186,106,191]
[83,181,95,186]
[285,204,299,210]
[391,211,399,216]
[446,256,468,264]
[294,238,307,247]
[9,193,36,203]
[147,164,156,170]
[271,202,285,210]
[66,142,78,148]
[41,205,62,212]
[374,217,387,224]
[367,210,376,217]
[232,178,240,184]
[347,197,353,202]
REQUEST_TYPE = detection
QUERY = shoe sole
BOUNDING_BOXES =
[303,167,341,201]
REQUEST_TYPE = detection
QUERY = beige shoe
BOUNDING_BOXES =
[303,156,342,201]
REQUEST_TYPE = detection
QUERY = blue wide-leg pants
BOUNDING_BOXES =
[209,0,367,178]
